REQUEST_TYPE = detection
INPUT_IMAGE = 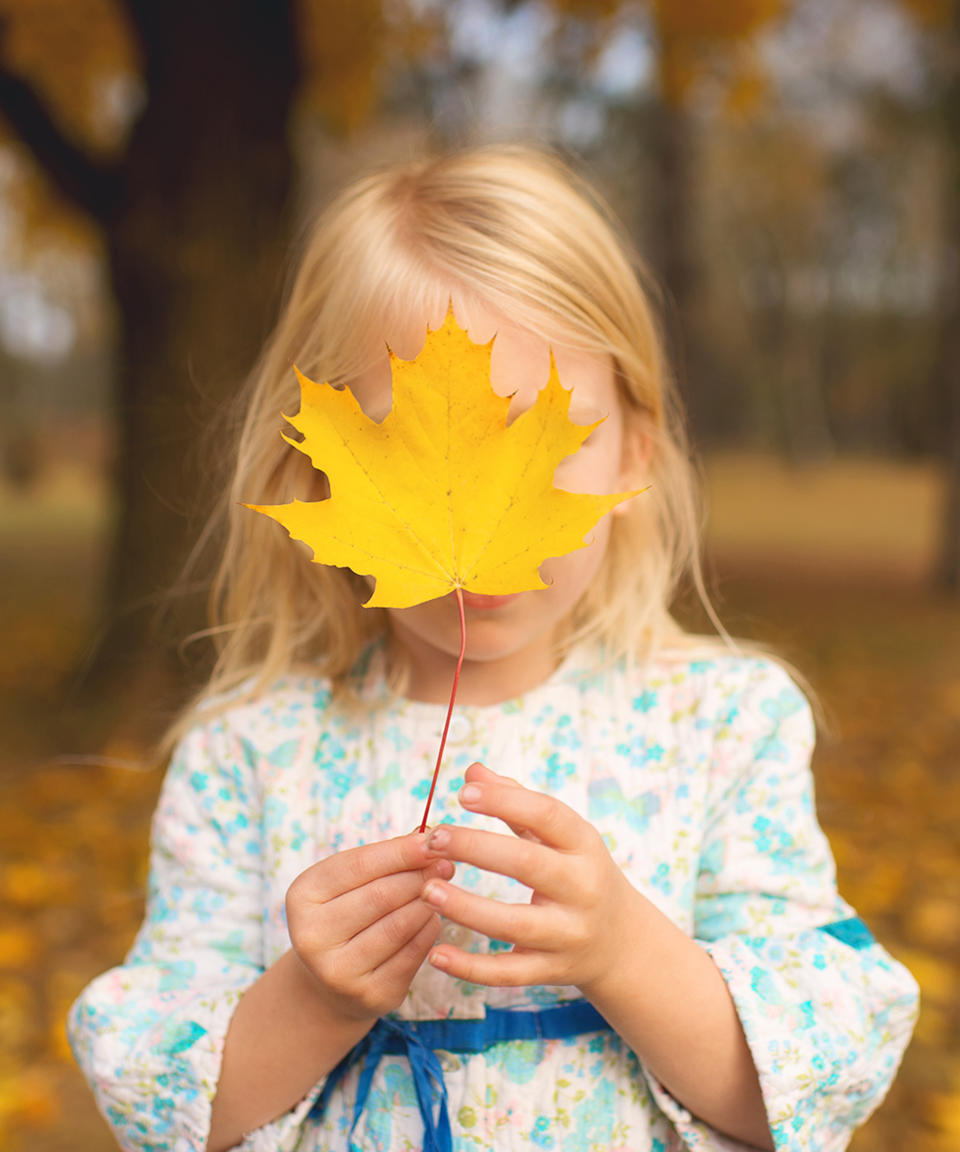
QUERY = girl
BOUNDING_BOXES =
[69,145,919,1152]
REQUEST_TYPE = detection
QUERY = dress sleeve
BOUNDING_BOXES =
[645,659,919,1152]
[67,715,325,1152]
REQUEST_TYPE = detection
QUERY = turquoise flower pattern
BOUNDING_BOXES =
[68,649,918,1151]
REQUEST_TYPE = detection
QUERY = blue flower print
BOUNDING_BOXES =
[571,1077,615,1146]
[490,1041,540,1085]
[267,739,299,768]
[363,1061,418,1148]
[750,966,783,1005]
[650,862,673,896]
[762,689,803,724]
[632,690,658,713]
[588,778,661,834]
[157,961,196,992]
[157,1018,206,1058]
[533,751,575,790]
[530,1115,554,1149]
[264,796,288,831]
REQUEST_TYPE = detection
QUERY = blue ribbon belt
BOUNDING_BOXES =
[309,999,612,1152]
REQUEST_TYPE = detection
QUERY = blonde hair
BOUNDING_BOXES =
[168,144,732,748]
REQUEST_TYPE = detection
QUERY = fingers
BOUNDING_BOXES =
[304,901,442,1019]
[345,896,441,975]
[422,879,558,950]
[464,761,520,788]
[429,944,549,988]
[423,768,595,894]
[300,832,438,903]
[374,909,444,984]
[286,834,457,1020]
[463,762,538,840]
[316,858,455,946]
[425,823,563,897]
[418,763,619,993]
[457,773,590,851]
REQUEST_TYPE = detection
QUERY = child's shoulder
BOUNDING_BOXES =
[618,647,809,717]
[185,670,337,745]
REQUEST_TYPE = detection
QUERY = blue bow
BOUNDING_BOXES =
[311,1000,611,1151]
[343,1017,451,1152]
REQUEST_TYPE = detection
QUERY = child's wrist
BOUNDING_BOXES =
[576,886,658,1004]
[285,949,381,1029]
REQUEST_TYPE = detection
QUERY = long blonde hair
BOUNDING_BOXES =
[169,144,729,747]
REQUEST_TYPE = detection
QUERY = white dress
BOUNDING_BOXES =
[68,647,919,1151]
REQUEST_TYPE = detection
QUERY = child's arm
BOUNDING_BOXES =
[421,763,774,1148]
[68,714,448,1152]
[207,835,450,1152]
[421,662,918,1151]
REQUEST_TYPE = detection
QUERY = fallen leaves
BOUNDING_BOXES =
[0,754,163,1151]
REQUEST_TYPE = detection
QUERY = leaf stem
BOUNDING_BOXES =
[418,587,466,833]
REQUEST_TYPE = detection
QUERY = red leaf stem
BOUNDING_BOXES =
[418,588,467,832]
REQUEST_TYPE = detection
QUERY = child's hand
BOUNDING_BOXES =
[420,762,646,994]
[286,833,455,1022]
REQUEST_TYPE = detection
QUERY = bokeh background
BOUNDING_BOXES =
[1,1,958,1149]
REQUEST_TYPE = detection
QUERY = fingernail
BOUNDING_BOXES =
[460,783,482,805]
[426,826,450,850]
[423,881,447,908]
[429,949,449,970]
[432,859,455,880]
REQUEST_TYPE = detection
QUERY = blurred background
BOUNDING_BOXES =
[0,0,958,1148]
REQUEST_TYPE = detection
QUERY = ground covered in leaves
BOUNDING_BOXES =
[1,466,958,1151]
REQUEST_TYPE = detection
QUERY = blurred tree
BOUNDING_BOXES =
[898,0,960,590]
[550,0,790,439]
[0,1,300,723]
[932,2,960,592]
[697,118,837,457]
[0,1,423,728]
[1,0,954,746]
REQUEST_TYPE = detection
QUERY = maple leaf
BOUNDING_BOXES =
[247,308,637,610]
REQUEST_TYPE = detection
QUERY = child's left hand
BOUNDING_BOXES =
[421,761,647,993]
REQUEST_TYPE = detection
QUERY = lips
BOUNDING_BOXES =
[459,591,522,611]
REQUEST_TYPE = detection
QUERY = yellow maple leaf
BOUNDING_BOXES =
[248,309,637,610]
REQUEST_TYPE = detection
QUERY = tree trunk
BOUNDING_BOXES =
[0,1,300,737]
[98,1,299,723]
[643,98,713,443]
[932,4,960,592]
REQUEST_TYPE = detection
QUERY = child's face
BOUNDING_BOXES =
[348,294,644,703]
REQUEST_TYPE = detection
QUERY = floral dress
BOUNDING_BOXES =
[68,647,919,1151]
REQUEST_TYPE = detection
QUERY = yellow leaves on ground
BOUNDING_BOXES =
[930,1062,960,1149]
[0,753,164,1152]
[249,309,636,609]
[0,1066,59,1131]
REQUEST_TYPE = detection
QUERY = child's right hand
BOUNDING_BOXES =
[285,832,453,1023]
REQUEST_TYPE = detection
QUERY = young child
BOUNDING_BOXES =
[69,146,919,1152]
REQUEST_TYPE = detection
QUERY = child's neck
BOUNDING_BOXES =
[389,632,560,707]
